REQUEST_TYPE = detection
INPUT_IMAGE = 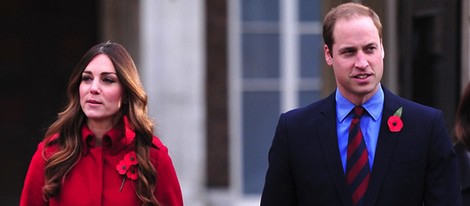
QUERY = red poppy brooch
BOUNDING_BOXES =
[116,151,138,191]
[387,107,403,132]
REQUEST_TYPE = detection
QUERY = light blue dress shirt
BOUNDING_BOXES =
[336,86,384,174]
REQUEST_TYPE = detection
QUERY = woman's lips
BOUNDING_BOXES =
[87,99,102,104]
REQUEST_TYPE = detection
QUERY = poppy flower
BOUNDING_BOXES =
[124,151,138,166]
[388,116,403,132]
[388,107,403,132]
[116,160,129,175]
[126,166,139,180]
[116,151,139,191]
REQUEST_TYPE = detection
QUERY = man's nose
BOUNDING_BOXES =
[354,51,369,69]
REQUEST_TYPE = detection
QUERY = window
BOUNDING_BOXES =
[229,0,323,203]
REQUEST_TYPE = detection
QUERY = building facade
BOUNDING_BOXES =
[2,0,468,205]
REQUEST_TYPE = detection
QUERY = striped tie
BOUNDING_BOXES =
[346,106,370,206]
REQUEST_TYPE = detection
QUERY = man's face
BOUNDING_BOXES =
[324,16,384,104]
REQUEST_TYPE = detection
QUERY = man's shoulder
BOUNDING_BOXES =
[399,96,438,112]
[282,93,335,120]
[404,100,442,120]
[384,87,441,116]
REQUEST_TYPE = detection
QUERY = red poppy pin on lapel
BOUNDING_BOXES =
[116,151,139,191]
[388,107,403,132]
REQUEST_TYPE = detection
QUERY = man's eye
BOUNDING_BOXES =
[365,47,377,53]
[342,50,355,55]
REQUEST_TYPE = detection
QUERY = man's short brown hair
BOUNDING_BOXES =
[322,2,383,55]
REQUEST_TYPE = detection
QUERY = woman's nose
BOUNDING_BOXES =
[89,80,100,94]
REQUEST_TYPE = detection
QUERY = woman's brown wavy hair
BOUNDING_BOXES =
[42,41,160,205]
[455,83,470,149]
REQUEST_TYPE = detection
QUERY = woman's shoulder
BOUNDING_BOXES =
[149,136,170,155]
[455,141,470,160]
[37,133,61,157]
[148,136,177,165]
[150,136,166,149]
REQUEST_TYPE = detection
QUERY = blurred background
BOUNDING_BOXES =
[1,0,467,205]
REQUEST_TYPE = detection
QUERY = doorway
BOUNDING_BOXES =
[398,0,461,133]
[0,1,98,204]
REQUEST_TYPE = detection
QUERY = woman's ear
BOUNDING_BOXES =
[122,93,129,105]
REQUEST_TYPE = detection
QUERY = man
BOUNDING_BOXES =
[260,2,462,206]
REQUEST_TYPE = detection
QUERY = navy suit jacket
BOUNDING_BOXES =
[261,87,462,206]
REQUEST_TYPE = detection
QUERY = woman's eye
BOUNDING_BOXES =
[81,75,92,82]
[103,78,116,84]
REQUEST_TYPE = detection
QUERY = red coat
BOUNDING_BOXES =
[20,117,183,206]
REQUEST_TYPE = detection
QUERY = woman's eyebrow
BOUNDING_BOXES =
[82,70,116,75]
[100,72,117,75]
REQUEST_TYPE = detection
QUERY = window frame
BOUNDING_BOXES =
[228,0,323,204]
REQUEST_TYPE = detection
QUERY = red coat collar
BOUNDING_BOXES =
[81,116,136,155]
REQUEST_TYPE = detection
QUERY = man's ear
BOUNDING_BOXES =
[324,44,333,66]
[381,42,385,59]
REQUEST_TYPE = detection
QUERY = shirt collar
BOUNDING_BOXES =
[81,116,136,155]
[336,85,384,122]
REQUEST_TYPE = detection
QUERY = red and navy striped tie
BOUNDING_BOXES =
[346,106,370,206]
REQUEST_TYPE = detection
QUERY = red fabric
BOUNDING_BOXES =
[20,116,183,206]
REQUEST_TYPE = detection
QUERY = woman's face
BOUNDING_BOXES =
[79,54,124,124]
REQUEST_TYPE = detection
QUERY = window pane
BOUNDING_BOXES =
[299,90,321,107]
[242,91,280,194]
[243,34,280,78]
[242,0,279,22]
[299,0,322,22]
[300,34,322,77]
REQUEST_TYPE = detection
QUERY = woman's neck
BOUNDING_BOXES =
[86,119,115,146]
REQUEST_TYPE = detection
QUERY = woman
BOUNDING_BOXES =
[454,82,470,205]
[20,42,183,206]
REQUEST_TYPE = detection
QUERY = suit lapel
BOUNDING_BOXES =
[317,94,353,206]
[365,88,402,205]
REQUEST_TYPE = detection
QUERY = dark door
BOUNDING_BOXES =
[398,0,461,134]
[0,1,97,204]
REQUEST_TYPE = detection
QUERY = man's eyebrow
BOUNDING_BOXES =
[364,42,378,47]
[338,46,357,52]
